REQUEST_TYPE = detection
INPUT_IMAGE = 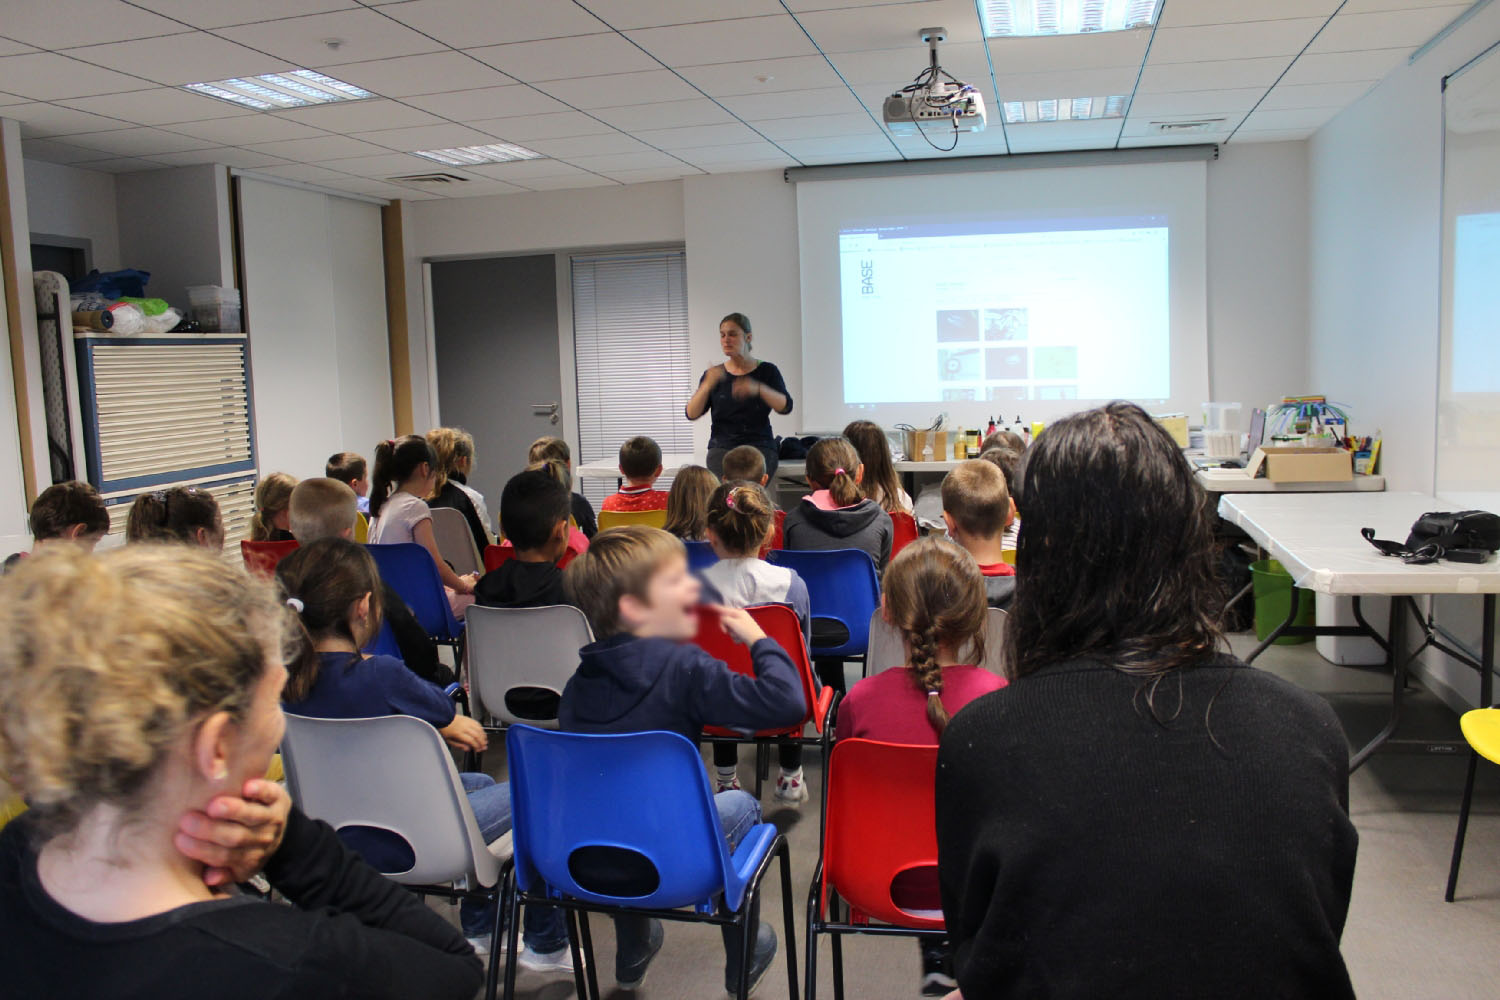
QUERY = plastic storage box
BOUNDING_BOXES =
[186,285,241,333]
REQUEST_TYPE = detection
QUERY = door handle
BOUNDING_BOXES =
[532,402,559,415]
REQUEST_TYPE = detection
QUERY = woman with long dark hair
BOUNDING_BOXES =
[935,401,1357,999]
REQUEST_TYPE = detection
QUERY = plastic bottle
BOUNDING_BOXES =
[986,416,997,437]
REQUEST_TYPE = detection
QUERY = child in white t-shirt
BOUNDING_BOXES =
[368,435,476,617]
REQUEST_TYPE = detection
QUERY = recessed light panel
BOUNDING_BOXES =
[183,70,373,110]
[980,0,1162,37]
[411,143,545,166]
[1002,95,1129,123]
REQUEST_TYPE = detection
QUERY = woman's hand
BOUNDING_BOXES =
[730,376,761,401]
[175,778,291,887]
[705,363,729,387]
[710,604,768,646]
[440,715,489,753]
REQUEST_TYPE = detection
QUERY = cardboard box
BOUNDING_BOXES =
[1155,414,1189,448]
[904,430,949,461]
[1247,446,1352,482]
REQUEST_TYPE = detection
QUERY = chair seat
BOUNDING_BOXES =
[1461,707,1500,765]
[487,831,514,863]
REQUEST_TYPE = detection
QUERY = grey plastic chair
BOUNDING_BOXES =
[865,607,1009,677]
[466,603,594,731]
[280,713,511,999]
[430,505,484,577]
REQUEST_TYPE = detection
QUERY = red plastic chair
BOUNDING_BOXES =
[483,542,580,574]
[241,539,299,577]
[889,511,919,560]
[759,509,787,559]
[806,739,945,999]
[693,604,835,798]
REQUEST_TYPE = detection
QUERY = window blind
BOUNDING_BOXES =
[572,249,694,506]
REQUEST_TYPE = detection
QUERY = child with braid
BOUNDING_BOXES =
[835,536,1005,996]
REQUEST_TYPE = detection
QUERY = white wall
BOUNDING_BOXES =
[116,165,235,308]
[22,160,120,270]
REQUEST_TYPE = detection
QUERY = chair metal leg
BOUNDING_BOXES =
[574,909,600,1000]
[502,876,524,1000]
[484,874,508,1000]
[736,895,755,1000]
[1445,750,1481,902]
[830,928,845,1000]
[778,840,801,1000]
[805,870,821,1000]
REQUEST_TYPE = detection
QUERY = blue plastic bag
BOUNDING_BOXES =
[70,268,151,299]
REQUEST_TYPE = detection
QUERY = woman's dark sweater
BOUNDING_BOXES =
[701,360,792,449]
[936,653,1357,1000]
[428,480,487,554]
[0,807,481,1000]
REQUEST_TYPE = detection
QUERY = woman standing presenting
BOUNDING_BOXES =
[685,313,793,480]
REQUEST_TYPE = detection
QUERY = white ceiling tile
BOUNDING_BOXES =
[0,40,38,57]
[675,140,793,163]
[168,115,328,145]
[1119,132,1233,147]
[524,132,648,157]
[349,122,507,150]
[1278,47,1409,87]
[468,33,659,82]
[19,137,117,164]
[1157,0,1340,28]
[272,99,445,132]
[323,51,517,97]
[719,87,865,120]
[128,0,358,29]
[60,126,220,156]
[438,178,531,196]
[627,16,819,66]
[751,112,879,140]
[246,134,393,161]
[634,121,764,149]
[0,91,31,106]
[11,103,134,138]
[382,0,608,48]
[797,0,986,54]
[992,66,1144,100]
[1227,129,1313,143]
[68,34,292,87]
[1258,80,1376,112]
[469,111,616,142]
[603,167,701,183]
[827,47,932,86]
[589,98,736,130]
[1119,113,1242,137]
[677,55,845,96]
[511,173,619,190]
[778,134,898,158]
[1136,56,1289,93]
[251,162,366,184]
[58,87,259,126]
[150,147,290,169]
[985,119,1122,152]
[0,52,155,101]
[579,0,783,29]
[565,149,687,171]
[314,151,457,177]
[1147,19,1328,63]
[695,158,797,173]
[336,177,443,199]
[1340,0,1466,11]
[538,70,702,108]
[218,9,443,68]
[1308,6,1470,54]
[1235,106,1341,131]
[77,156,172,173]
[987,30,1151,73]
[1125,87,1267,117]
[464,159,600,180]
[405,85,566,120]
[5,1,186,50]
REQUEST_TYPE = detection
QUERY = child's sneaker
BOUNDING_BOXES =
[716,773,743,793]
[919,939,956,996]
[519,943,576,974]
[774,767,808,807]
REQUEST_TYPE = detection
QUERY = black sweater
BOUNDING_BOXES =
[936,654,1357,1000]
[0,808,482,1000]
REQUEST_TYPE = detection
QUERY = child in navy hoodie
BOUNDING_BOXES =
[559,525,804,996]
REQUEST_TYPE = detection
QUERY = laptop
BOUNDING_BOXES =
[1192,407,1265,469]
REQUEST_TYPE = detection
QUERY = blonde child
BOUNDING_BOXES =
[662,464,719,541]
[602,436,669,513]
[368,435,476,616]
[426,427,491,552]
[943,459,1017,608]
[249,472,297,542]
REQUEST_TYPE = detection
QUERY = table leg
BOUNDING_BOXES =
[1244,586,1302,664]
[1349,596,1414,773]
[1444,593,1496,902]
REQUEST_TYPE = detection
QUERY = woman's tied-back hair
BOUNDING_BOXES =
[426,426,475,495]
[527,458,572,491]
[371,435,437,518]
[843,420,905,514]
[125,486,223,548]
[806,437,864,508]
[1006,401,1224,684]
[528,436,570,466]
[663,465,719,541]
[720,312,752,335]
[249,472,297,542]
[705,481,775,556]
[0,545,298,834]
[275,538,385,703]
[881,537,988,736]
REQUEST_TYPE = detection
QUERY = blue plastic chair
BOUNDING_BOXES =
[685,538,719,572]
[768,549,880,660]
[365,543,464,650]
[504,725,800,1000]
[363,621,402,659]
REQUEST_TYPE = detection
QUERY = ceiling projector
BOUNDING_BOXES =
[883,27,987,146]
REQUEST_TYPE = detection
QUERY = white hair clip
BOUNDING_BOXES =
[286,597,305,613]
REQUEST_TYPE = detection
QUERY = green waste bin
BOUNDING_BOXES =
[1251,559,1315,645]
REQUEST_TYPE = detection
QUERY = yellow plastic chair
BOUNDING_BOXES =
[354,512,369,544]
[0,794,25,833]
[1000,549,1017,566]
[597,507,668,531]
[1445,707,1500,901]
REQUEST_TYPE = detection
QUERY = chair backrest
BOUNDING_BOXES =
[483,542,580,574]
[280,713,502,888]
[429,506,483,576]
[365,543,462,641]
[1000,549,1016,566]
[466,604,594,728]
[823,739,943,929]
[767,548,881,657]
[761,509,786,557]
[866,606,1008,676]
[888,511,919,560]
[354,512,369,544]
[684,539,718,572]
[507,725,752,911]
[693,604,825,735]
[597,507,668,531]
[240,539,299,577]
[363,620,402,659]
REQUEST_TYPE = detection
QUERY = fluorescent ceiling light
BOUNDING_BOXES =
[980,0,1162,37]
[1002,95,1129,123]
[411,142,545,166]
[183,69,373,110]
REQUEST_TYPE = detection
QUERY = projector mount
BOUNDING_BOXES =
[883,27,987,151]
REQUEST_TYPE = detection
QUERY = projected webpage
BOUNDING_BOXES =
[838,218,1170,405]
[1453,212,1500,393]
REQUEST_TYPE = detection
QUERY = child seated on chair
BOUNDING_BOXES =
[721,444,770,488]
[941,460,1016,611]
[836,537,1005,998]
[250,472,298,542]
[662,464,719,541]
[4,481,109,573]
[326,451,371,514]
[426,427,491,553]
[520,459,591,555]
[125,486,224,551]
[977,446,1021,550]
[291,477,451,688]
[277,539,572,974]
[475,469,572,609]
[559,525,804,995]
[698,482,814,806]
[368,435,476,618]
[529,436,597,538]
[783,436,893,571]
[602,436,670,513]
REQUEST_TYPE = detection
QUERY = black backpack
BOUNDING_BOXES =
[1362,510,1500,565]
